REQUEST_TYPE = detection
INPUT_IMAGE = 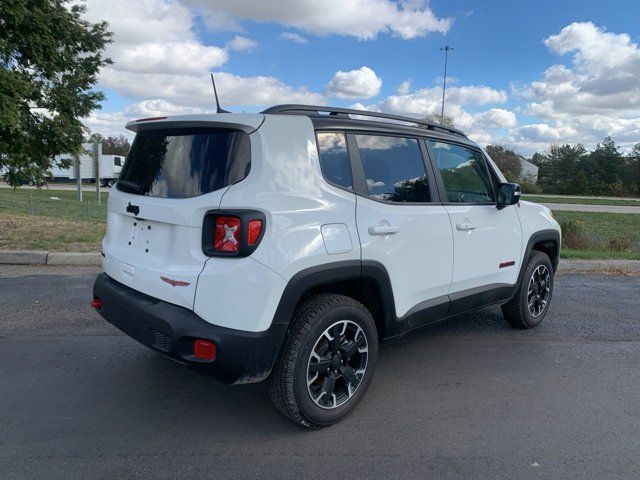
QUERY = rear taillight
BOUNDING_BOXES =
[248,219,263,246]
[214,216,241,253]
[202,210,266,257]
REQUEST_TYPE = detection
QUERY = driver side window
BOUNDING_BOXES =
[428,141,495,203]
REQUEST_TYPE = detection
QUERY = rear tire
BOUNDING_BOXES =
[268,293,378,429]
[502,251,554,329]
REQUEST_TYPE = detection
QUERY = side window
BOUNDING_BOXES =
[428,141,495,203]
[316,132,353,190]
[355,134,430,203]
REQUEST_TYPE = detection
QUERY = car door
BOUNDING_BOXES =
[426,139,522,302]
[350,132,454,322]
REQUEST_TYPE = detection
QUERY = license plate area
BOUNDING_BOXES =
[127,218,165,256]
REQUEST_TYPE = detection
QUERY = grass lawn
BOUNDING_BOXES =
[0,188,107,252]
[0,213,105,252]
[0,188,639,260]
[553,211,640,260]
[0,187,108,222]
[523,195,640,207]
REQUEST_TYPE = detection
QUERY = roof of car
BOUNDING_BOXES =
[261,104,476,146]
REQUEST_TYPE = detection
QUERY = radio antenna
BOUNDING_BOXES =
[210,73,230,113]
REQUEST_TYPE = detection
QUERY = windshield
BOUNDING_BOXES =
[117,127,250,198]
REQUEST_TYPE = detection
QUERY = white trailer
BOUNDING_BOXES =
[50,144,124,187]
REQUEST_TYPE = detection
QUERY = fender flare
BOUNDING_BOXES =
[512,229,561,297]
[271,260,396,329]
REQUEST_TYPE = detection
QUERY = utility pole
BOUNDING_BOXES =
[94,142,102,205]
[440,45,454,124]
[75,152,83,203]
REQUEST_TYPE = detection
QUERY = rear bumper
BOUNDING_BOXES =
[92,273,288,384]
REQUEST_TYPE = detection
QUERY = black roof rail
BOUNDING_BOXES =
[261,104,467,138]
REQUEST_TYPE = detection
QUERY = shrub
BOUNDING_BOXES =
[520,181,543,194]
[558,218,593,250]
[608,235,636,252]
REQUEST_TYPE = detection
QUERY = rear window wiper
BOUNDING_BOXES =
[117,180,144,194]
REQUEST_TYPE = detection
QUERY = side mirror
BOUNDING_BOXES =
[497,183,521,210]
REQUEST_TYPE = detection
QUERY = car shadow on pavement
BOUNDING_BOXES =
[91,306,518,434]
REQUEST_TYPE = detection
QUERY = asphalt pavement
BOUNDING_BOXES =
[0,266,639,479]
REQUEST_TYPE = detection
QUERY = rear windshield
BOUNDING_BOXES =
[117,128,250,198]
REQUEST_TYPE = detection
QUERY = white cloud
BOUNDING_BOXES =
[188,0,451,39]
[326,66,382,99]
[509,22,640,153]
[81,0,324,124]
[397,80,411,95]
[350,83,513,146]
[280,32,308,44]
[84,99,210,137]
[111,41,228,75]
[370,85,507,116]
[99,70,324,108]
[226,35,258,52]
[526,22,640,117]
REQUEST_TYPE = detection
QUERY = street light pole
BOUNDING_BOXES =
[440,45,454,124]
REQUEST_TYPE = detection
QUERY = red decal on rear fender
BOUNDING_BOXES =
[160,276,191,287]
[499,261,516,269]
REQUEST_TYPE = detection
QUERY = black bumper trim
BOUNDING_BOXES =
[93,273,287,384]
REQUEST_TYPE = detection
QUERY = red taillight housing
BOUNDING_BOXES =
[214,216,241,253]
[203,210,265,257]
[91,297,103,309]
[194,339,216,361]
[248,219,263,246]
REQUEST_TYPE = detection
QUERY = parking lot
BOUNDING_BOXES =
[1,266,639,479]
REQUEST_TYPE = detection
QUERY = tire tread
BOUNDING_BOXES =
[267,293,371,428]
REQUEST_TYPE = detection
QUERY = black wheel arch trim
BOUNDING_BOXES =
[271,260,530,344]
[512,229,560,298]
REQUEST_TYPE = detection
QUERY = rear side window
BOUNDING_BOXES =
[355,134,430,203]
[316,132,353,190]
[428,141,495,203]
[117,128,250,198]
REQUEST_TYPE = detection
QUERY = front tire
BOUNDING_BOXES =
[268,293,378,428]
[502,251,554,329]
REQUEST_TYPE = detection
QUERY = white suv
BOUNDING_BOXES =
[92,105,561,428]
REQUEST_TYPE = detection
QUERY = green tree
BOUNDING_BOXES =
[103,135,131,156]
[0,0,112,187]
[537,144,586,194]
[629,143,640,196]
[581,137,631,196]
[530,152,547,167]
[485,144,522,182]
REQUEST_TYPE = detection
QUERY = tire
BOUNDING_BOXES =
[502,250,554,329]
[268,293,379,429]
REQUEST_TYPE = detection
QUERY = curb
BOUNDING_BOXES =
[0,250,49,265]
[47,252,102,267]
[0,250,639,273]
[0,250,102,267]
[557,259,640,274]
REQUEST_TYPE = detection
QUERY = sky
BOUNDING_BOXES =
[81,0,640,155]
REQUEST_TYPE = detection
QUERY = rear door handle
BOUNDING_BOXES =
[456,222,477,231]
[368,225,400,235]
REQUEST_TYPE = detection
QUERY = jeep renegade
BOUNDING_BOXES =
[92,105,561,428]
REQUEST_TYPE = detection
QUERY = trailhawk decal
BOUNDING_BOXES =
[160,276,191,287]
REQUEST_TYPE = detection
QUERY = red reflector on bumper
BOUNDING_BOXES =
[194,339,217,361]
[91,298,103,308]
